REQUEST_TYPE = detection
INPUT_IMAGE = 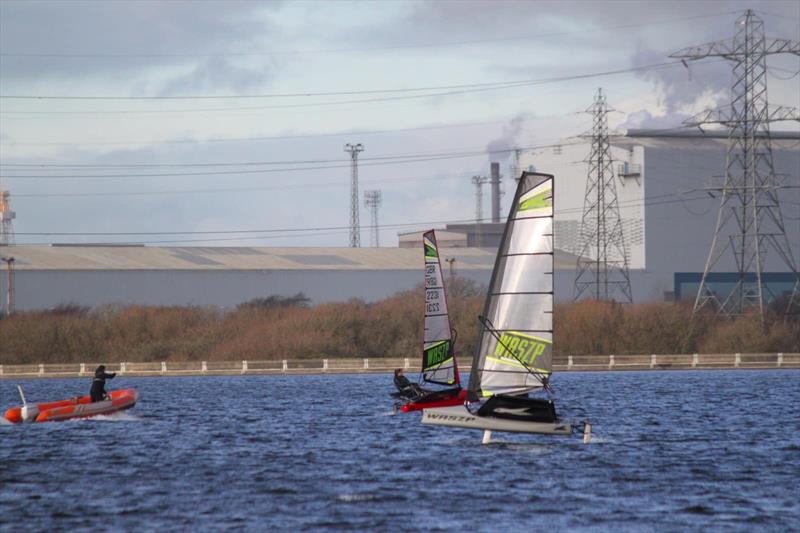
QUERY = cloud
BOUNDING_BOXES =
[0,1,284,91]
[158,57,278,96]
[631,44,729,115]
[337,1,799,50]
[486,114,528,162]
[619,109,692,131]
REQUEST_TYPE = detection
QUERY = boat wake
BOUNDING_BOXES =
[66,411,142,423]
[337,494,377,503]
[0,418,13,426]
[485,441,553,454]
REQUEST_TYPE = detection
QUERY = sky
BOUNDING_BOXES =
[0,0,798,247]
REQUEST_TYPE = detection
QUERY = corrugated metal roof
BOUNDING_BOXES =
[625,129,800,140]
[0,245,500,271]
[2,245,578,271]
[614,131,800,150]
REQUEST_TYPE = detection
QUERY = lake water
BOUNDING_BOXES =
[1,370,798,531]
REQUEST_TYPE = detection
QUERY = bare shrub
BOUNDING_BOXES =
[45,302,92,316]
[616,302,696,354]
[697,311,800,353]
[237,293,311,310]
[554,300,623,355]
[1,290,797,364]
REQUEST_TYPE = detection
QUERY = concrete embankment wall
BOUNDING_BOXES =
[1,353,798,379]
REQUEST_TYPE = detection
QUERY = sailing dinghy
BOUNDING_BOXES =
[394,230,465,413]
[421,172,590,442]
[3,386,138,423]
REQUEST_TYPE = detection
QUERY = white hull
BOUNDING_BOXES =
[421,405,572,435]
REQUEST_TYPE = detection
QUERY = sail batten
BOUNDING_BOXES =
[468,173,554,397]
[422,230,459,386]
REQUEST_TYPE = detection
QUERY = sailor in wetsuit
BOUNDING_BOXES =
[90,365,116,402]
[393,368,423,398]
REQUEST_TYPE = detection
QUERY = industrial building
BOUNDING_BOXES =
[400,130,800,302]
[516,129,800,302]
[0,131,797,312]
[0,245,518,312]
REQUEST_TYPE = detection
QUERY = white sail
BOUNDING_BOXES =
[422,230,459,386]
[468,173,554,397]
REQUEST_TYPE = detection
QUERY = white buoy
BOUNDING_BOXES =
[583,422,592,444]
[482,430,492,445]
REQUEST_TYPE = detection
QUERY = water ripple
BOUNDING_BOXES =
[1,370,798,531]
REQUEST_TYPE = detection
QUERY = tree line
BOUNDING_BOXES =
[1,278,797,365]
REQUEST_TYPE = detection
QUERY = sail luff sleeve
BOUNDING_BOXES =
[469,173,554,397]
[422,230,457,385]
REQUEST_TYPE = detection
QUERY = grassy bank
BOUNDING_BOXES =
[1,280,798,365]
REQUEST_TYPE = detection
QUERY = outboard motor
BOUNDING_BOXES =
[18,386,39,423]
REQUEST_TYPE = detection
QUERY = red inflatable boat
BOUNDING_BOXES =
[399,388,466,413]
[3,387,138,424]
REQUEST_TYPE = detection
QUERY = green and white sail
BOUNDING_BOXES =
[422,230,460,386]
[468,173,554,397]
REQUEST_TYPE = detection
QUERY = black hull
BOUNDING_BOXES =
[476,395,558,423]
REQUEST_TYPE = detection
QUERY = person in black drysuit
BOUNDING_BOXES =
[90,365,116,402]
[393,368,423,399]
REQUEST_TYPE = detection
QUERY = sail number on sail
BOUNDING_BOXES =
[426,286,441,313]
[425,265,438,288]
[425,264,442,312]
[490,331,550,367]
[424,341,451,367]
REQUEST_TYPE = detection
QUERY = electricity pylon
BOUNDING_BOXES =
[671,10,800,319]
[574,88,633,302]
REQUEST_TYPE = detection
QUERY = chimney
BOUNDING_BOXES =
[490,162,501,222]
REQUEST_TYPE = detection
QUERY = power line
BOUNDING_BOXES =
[12,191,718,246]
[0,155,489,180]
[11,192,714,238]
[15,177,767,204]
[0,142,539,169]
[2,151,477,171]
[757,10,800,22]
[0,142,581,180]
[0,11,739,60]
[0,60,714,113]
[0,79,542,101]
[7,119,752,166]
[0,117,531,147]
[9,171,486,198]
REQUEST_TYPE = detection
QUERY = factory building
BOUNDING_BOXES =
[521,129,800,301]
[403,130,800,302]
[0,245,520,312]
